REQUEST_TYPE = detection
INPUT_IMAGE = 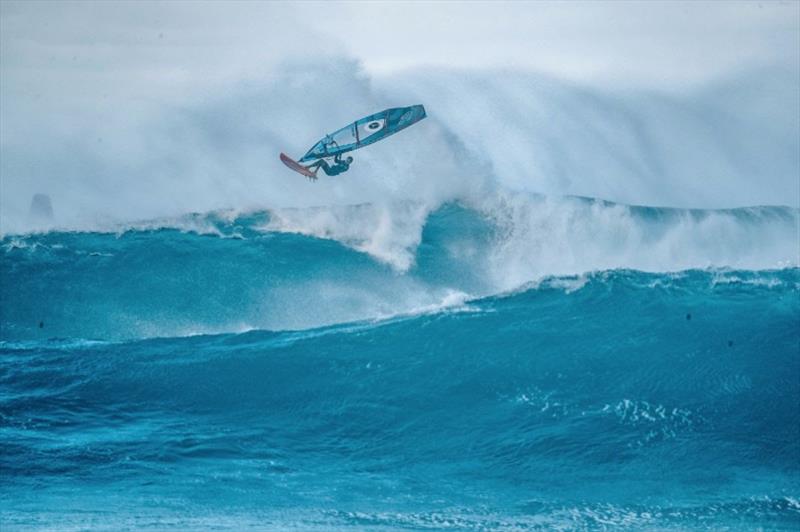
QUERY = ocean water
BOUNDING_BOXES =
[2,200,799,530]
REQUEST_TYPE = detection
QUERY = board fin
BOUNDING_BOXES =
[280,153,317,180]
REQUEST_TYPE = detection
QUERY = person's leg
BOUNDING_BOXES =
[305,159,329,176]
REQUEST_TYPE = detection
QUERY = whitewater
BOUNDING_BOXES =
[1,61,799,530]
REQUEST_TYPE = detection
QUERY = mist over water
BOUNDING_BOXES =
[2,59,798,299]
[2,58,798,236]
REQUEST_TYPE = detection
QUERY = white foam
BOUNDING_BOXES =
[262,201,431,271]
[470,191,798,292]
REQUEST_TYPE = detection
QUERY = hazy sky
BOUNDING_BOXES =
[2,0,798,97]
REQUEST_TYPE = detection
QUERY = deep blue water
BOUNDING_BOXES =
[1,203,799,530]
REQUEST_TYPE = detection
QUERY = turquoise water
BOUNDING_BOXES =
[2,202,799,529]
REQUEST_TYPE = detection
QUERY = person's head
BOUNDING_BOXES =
[345,156,353,164]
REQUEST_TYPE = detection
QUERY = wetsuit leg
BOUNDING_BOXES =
[317,159,333,175]
[305,159,330,176]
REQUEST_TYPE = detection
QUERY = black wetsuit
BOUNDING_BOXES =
[311,154,352,176]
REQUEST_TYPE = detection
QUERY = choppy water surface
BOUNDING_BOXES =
[2,201,798,530]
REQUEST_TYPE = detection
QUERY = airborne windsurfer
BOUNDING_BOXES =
[279,104,426,180]
[305,153,353,178]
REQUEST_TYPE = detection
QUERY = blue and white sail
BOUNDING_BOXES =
[298,105,426,162]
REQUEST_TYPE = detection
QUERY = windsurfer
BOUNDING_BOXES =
[305,153,353,177]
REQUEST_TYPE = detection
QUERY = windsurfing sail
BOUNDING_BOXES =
[297,105,426,163]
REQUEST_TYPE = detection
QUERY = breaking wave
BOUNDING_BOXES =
[2,197,797,341]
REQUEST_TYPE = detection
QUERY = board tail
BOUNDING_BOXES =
[280,153,317,179]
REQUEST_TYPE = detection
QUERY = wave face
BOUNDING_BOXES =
[2,199,799,529]
[2,200,797,340]
[2,269,798,529]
